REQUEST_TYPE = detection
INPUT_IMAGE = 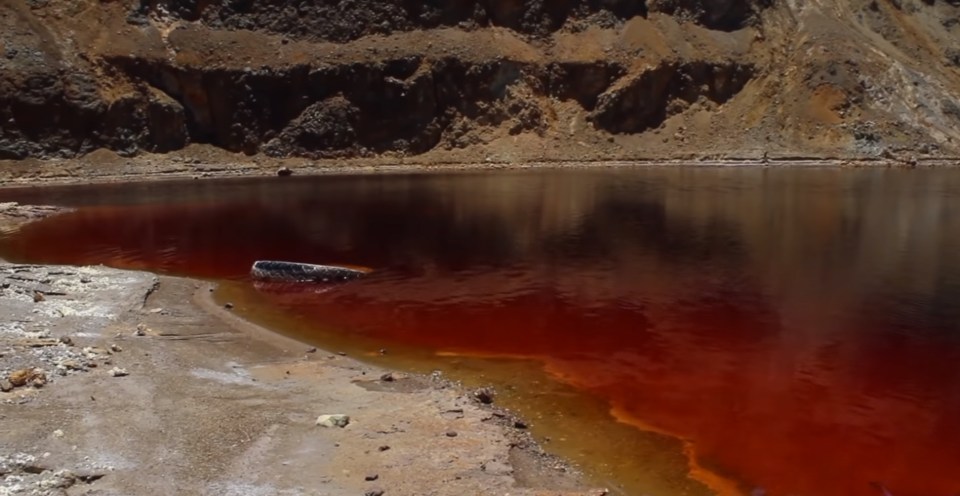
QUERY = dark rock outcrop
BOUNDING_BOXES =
[0,5,188,159]
[591,61,754,133]
[134,0,650,41]
[6,0,959,161]
[262,97,361,157]
[647,0,770,30]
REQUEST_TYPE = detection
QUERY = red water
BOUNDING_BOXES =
[2,169,960,496]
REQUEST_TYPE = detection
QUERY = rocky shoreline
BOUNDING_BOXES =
[0,205,604,496]
[0,147,952,192]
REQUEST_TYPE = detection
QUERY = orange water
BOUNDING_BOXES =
[2,168,960,496]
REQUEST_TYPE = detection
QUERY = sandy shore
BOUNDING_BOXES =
[0,206,604,496]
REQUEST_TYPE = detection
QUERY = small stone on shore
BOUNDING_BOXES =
[364,474,378,481]
[109,367,129,377]
[277,166,293,177]
[316,414,350,428]
[365,489,384,496]
[224,302,234,310]
[472,387,495,405]
[83,346,110,358]
[445,431,458,437]
[56,359,84,371]
[110,344,122,353]
[378,445,390,452]
[9,368,45,388]
[379,373,394,382]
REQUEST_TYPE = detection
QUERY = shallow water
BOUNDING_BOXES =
[2,168,960,496]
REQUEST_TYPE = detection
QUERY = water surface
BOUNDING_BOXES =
[2,168,960,496]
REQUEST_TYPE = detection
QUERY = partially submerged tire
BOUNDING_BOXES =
[250,260,369,283]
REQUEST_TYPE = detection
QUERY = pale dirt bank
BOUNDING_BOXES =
[0,206,605,496]
[0,143,951,191]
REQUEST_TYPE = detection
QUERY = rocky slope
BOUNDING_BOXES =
[1,0,959,162]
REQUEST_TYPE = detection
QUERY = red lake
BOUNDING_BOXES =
[2,168,960,496]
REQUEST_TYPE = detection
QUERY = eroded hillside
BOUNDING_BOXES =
[1,0,959,162]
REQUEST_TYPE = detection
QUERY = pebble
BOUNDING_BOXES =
[379,373,394,382]
[83,347,110,358]
[365,490,384,496]
[364,474,379,481]
[277,166,293,177]
[315,414,350,428]
[57,359,84,371]
[134,323,147,336]
[9,368,45,388]
[224,302,234,310]
[378,445,390,452]
[8,369,31,387]
[306,347,317,353]
[109,367,129,377]
[445,431,458,437]
[473,387,495,405]
[109,344,122,353]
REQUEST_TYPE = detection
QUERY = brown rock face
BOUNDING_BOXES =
[0,3,188,159]
[136,0,650,40]
[2,0,960,161]
[262,97,361,157]
[591,61,754,134]
[646,0,768,30]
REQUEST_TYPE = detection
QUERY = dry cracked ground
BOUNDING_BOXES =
[2,0,960,171]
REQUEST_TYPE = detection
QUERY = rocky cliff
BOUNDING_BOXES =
[1,0,959,162]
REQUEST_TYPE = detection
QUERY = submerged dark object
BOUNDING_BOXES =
[870,482,895,496]
[250,260,369,283]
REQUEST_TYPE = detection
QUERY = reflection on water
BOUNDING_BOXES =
[2,168,960,496]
